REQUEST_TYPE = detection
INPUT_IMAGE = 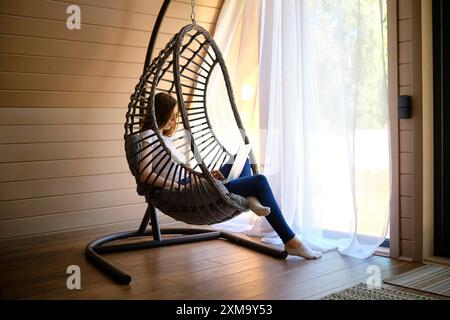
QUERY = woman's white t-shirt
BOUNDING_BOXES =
[139,129,186,183]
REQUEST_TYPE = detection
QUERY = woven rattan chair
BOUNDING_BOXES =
[86,0,286,285]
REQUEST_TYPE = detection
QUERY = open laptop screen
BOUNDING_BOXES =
[224,144,252,183]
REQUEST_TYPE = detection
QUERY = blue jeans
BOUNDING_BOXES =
[219,159,296,243]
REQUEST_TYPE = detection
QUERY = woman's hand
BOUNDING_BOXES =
[211,170,225,181]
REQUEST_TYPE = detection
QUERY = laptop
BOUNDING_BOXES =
[224,144,252,183]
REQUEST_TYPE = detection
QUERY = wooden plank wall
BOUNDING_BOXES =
[0,0,223,240]
[389,0,423,261]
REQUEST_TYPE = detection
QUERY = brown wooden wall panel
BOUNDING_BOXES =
[400,196,413,218]
[0,188,142,220]
[0,0,224,239]
[390,0,422,261]
[0,73,138,93]
[0,157,128,182]
[0,108,125,125]
[0,37,175,67]
[400,152,413,174]
[398,42,412,64]
[0,91,131,108]
[399,85,412,96]
[409,0,423,262]
[398,0,412,19]
[0,35,146,63]
[0,14,206,50]
[0,141,124,163]
[0,0,216,32]
[398,19,412,41]
[399,63,412,85]
[0,54,142,78]
[399,119,413,130]
[0,0,158,30]
[400,174,413,197]
[175,0,222,7]
[0,203,147,239]
[55,0,220,23]
[399,130,413,152]
[0,173,135,201]
[57,0,162,13]
[400,217,413,240]
[0,14,150,48]
[0,124,122,143]
[400,239,413,258]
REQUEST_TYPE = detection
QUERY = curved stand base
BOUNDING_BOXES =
[85,227,287,285]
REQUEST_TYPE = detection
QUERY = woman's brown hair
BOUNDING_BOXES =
[142,92,179,136]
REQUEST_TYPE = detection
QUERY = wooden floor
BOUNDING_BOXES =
[0,220,443,300]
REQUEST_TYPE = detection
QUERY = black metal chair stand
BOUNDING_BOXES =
[85,204,287,285]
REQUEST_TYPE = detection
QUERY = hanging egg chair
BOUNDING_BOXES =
[86,0,286,285]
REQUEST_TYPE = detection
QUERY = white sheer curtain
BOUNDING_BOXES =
[207,0,271,234]
[205,0,261,158]
[211,0,390,259]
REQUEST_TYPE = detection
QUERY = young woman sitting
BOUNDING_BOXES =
[138,92,322,259]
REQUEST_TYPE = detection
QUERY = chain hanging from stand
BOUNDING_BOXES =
[191,0,196,24]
